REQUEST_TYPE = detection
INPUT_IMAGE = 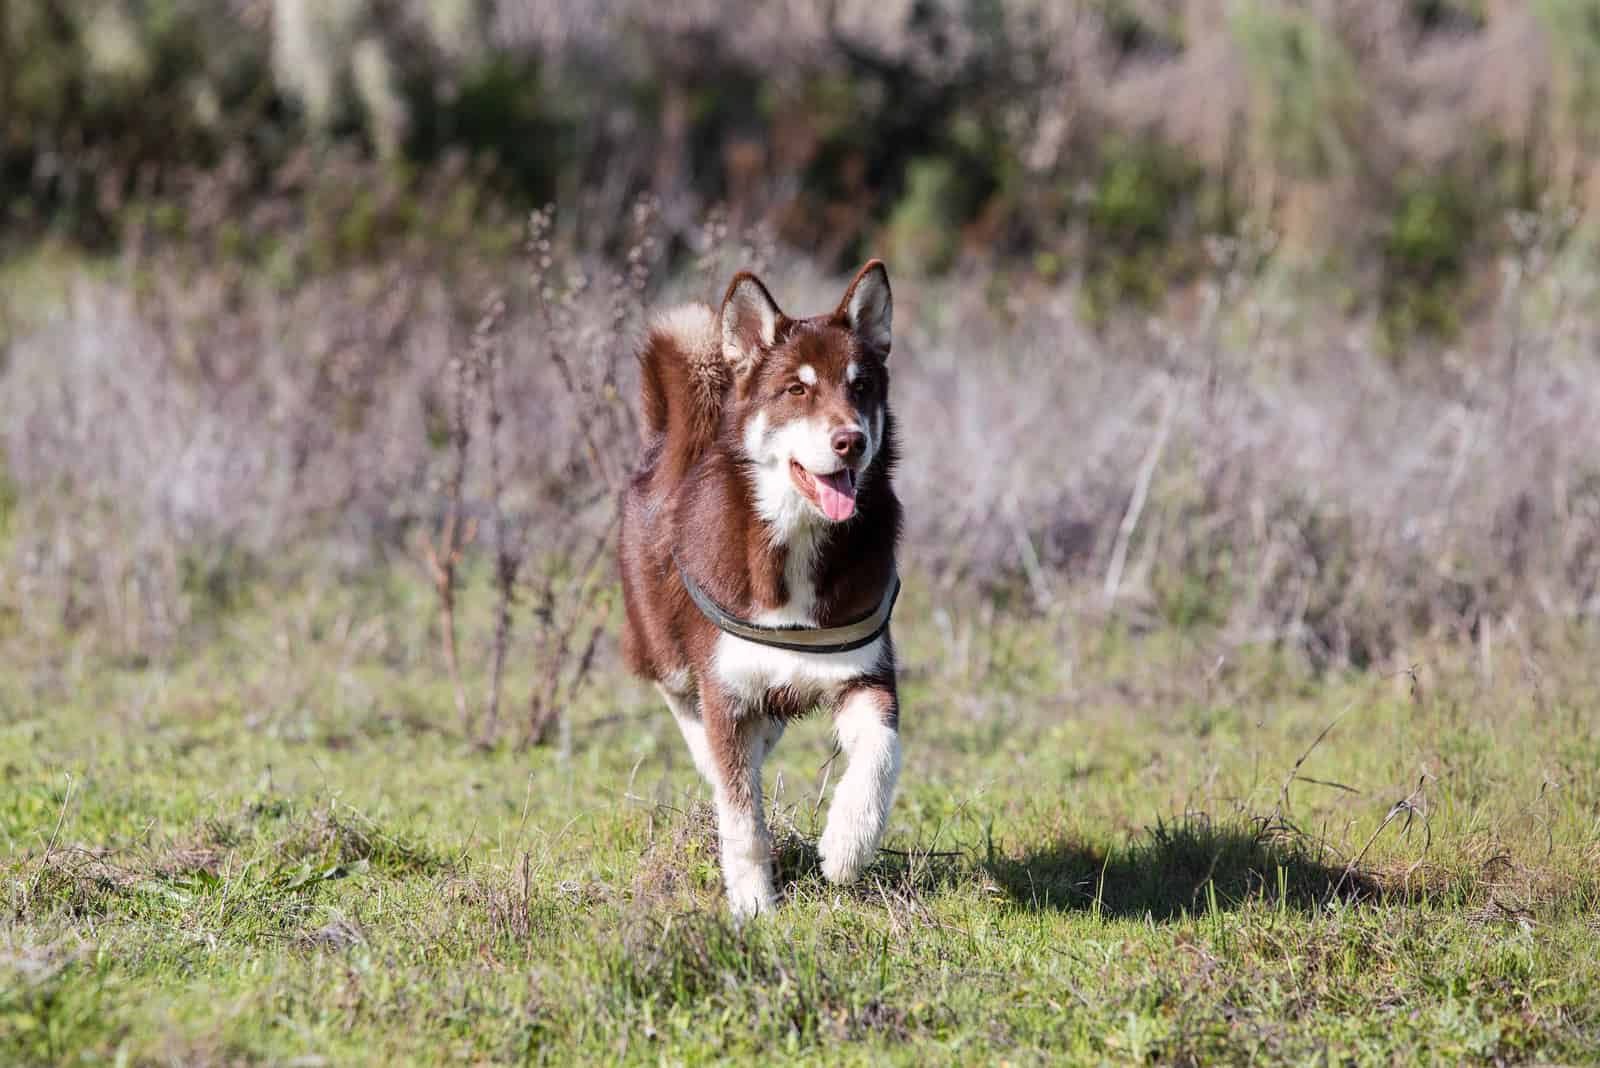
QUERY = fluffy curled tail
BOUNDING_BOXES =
[637,303,729,486]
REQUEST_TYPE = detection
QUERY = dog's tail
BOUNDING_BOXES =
[637,304,729,487]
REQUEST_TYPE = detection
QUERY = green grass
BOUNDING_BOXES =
[4,572,1600,1065]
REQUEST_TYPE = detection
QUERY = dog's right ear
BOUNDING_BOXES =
[721,272,788,374]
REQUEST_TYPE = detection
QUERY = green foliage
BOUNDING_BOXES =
[1,1,270,239]
[1534,0,1600,149]
[410,55,575,204]
[1232,3,1362,179]
[1382,178,1478,343]
[0,468,15,543]
[1093,154,1171,244]
[1154,569,1231,631]
[884,158,965,274]
[1388,182,1473,279]
[1078,142,1203,318]
[177,543,258,623]
[0,2,1588,342]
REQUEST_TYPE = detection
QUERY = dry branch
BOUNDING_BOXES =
[1104,380,1179,606]
[422,347,478,737]
[477,291,516,745]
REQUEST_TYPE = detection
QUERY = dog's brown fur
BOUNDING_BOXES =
[619,262,902,916]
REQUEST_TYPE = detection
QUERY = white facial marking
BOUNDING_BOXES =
[734,360,884,642]
[740,409,849,541]
[797,364,817,386]
[818,689,901,884]
[846,361,859,383]
[772,417,843,480]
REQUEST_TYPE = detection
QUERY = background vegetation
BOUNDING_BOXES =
[5,0,1600,333]
[4,1,1600,1064]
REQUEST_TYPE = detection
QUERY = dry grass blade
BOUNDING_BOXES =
[23,775,77,908]
[1332,772,1434,902]
[1293,775,1360,794]
[1273,703,1355,825]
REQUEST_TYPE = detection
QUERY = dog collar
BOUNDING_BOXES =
[673,553,900,654]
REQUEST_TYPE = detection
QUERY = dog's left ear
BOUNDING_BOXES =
[836,260,892,358]
[721,272,788,375]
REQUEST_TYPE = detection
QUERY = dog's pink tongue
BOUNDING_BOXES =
[815,470,858,521]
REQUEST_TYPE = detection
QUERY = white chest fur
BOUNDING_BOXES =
[712,632,887,707]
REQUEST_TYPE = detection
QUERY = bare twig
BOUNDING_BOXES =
[520,197,658,751]
[1007,492,1053,610]
[531,205,617,494]
[1104,380,1178,605]
[476,290,517,745]
[526,502,622,749]
[422,345,477,736]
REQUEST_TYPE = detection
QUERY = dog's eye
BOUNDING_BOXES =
[786,382,806,396]
[851,377,871,395]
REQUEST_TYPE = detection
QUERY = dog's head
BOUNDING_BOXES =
[720,261,893,528]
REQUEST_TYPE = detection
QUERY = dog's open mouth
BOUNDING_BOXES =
[790,460,858,521]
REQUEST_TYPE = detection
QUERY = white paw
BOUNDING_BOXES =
[818,827,871,885]
[725,867,777,920]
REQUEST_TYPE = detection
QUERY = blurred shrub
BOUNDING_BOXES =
[884,158,970,273]
[4,230,1600,668]
[1534,0,1600,155]
[1093,152,1171,246]
[1408,0,1487,30]
[1,0,1596,342]
[2,0,272,241]
[1079,143,1202,318]
[1381,178,1477,344]
[1231,3,1362,181]
[413,54,575,198]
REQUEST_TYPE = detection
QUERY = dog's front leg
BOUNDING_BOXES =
[701,683,777,919]
[819,682,901,884]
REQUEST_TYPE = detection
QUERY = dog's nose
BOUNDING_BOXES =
[831,428,866,462]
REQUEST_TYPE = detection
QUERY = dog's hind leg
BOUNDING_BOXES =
[750,716,786,768]
[818,683,901,885]
[657,672,717,784]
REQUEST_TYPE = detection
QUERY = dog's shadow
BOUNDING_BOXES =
[981,819,1377,919]
[779,818,1376,920]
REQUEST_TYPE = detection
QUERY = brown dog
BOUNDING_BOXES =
[619,262,902,917]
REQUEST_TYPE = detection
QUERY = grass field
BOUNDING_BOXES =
[4,570,1600,1066]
